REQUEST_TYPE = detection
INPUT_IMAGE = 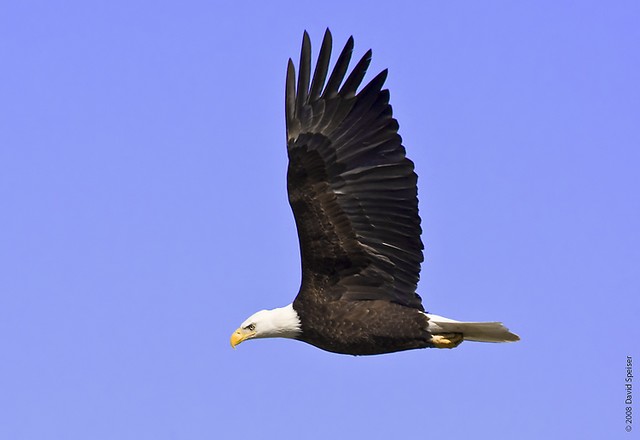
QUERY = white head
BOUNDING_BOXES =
[230,303,301,348]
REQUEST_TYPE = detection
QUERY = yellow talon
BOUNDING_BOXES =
[432,333,464,349]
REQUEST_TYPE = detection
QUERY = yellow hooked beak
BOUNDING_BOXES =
[230,327,256,348]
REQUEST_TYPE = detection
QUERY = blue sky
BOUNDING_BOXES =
[1,1,639,439]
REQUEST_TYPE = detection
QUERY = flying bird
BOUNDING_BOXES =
[231,30,519,355]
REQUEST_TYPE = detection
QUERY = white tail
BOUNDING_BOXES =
[425,313,520,343]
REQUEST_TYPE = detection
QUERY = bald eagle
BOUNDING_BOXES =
[230,30,519,355]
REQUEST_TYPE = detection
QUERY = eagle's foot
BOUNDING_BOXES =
[432,333,463,349]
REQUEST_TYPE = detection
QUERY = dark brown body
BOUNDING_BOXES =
[293,297,434,355]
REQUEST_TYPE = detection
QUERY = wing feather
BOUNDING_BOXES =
[286,30,424,311]
[309,30,332,101]
[323,36,354,99]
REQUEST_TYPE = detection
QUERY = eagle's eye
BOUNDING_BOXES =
[246,323,256,331]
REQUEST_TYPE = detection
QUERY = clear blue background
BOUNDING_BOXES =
[1,1,638,439]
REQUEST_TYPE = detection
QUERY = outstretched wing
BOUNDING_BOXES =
[286,30,424,311]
